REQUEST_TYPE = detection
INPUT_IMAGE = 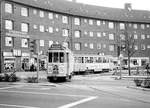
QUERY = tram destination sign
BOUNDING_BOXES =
[49,44,64,50]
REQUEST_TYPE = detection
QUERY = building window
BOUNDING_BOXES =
[120,23,125,29]
[128,23,132,27]
[84,19,87,23]
[147,45,150,49]
[5,37,13,46]
[109,45,114,51]
[33,9,37,15]
[5,20,13,30]
[21,39,28,48]
[146,24,150,28]
[40,40,44,46]
[134,45,138,50]
[56,28,59,32]
[49,40,53,47]
[48,12,53,19]
[62,29,69,37]
[21,7,28,17]
[147,35,150,39]
[103,44,106,48]
[33,24,38,29]
[55,14,59,18]
[141,34,145,39]
[109,33,114,40]
[74,30,81,38]
[39,25,44,32]
[141,44,146,50]
[74,18,80,25]
[97,20,101,26]
[89,43,94,49]
[84,31,88,35]
[89,19,93,25]
[89,32,94,37]
[48,27,53,33]
[134,34,138,39]
[97,43,101,49]
[21,23,29,32]
[103,32,106,36]
[97,32,101,37]
[141,24,145,29]
[102,21,106,25]
[133,24,138,29]
[39,11,44,18]
[108,22,114,29]
[120,34,125,40]
[84,43,88,47]
[5,3,13,13]
[74,43,81,50]
[62,16,68,24]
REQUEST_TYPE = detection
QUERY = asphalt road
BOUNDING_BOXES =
[0,75,150,108]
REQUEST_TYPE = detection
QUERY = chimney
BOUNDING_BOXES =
[125,3,132,11]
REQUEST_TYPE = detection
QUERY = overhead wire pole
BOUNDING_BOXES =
[36,40,39,83]
[0,0,4,73]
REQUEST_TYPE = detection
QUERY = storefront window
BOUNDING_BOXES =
[4,57,15,72]
[21,58,29,71]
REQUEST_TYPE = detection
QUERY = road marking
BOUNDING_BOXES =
[0,85,23,90]
[0,103,40,108]
[58,96,98,108]
[0,89,97,108]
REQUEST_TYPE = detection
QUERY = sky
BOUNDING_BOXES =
[67,0,150,11]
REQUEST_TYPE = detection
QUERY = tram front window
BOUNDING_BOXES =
[48,52,65,63]
[49,52,52,63]
[54,52,59,62]
[60,52,64,63]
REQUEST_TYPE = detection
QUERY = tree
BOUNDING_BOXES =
[121,25,137,76]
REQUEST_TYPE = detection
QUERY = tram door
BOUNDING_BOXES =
[66,53,69,75]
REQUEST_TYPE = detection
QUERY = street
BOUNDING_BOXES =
[0,75,150,108]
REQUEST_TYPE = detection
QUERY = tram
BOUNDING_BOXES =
[47,43,74,82]
[73,54,114,74]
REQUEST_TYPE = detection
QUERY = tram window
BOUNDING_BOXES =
[97,57,102,63]
[54,52,59,63]
[85,57,88,63]
[103,58,107,63]
[90,57,93,63]
[78,57,82,63]
[49,52,52,63]
[60,52,64,63]
[81,57,84,63]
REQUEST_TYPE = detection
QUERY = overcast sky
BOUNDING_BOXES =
[68,0,150,11]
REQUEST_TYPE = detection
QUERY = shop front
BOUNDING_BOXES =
[3,52,15,72]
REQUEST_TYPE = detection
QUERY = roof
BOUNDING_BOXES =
[7,0,150,23]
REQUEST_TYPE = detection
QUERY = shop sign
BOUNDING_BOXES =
[13,49,21,57]
[3,52,13,57]
[6,30,30,38]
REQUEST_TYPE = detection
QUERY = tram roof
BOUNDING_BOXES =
[48,44,72,53]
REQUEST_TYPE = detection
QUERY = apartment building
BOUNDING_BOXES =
[0,0,150,72]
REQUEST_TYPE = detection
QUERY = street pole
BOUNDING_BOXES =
[119,54,123,79]
[36,40,39,83]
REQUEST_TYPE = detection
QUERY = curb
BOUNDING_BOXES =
[10,82,56,87]
[127,86,150,91]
